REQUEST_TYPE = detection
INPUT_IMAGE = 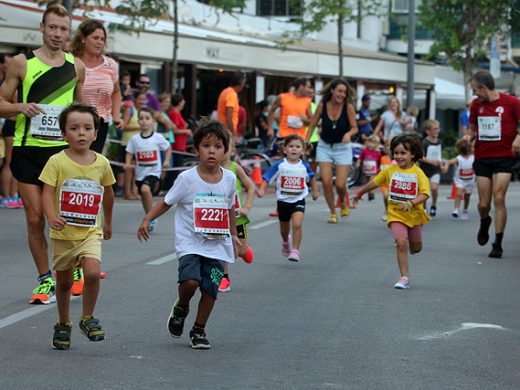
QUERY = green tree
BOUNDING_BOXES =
[287,0,383,77]
[419,0,512,100]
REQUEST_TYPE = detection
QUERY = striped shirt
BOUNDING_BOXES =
[82,55,119,121]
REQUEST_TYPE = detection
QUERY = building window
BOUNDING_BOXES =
[392,0,420,13]
[257,0,302,17]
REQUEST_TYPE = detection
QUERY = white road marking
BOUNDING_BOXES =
[249,220,278,230]
[0,296,79,330]
[413,322,508,340]
[147,253,177,265]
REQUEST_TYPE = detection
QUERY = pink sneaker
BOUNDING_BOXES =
[241,245,254,264]
[6,197,20,209]
[288,249,300,262]
[218,277,231,292]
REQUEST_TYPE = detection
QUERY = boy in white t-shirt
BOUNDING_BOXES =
[125,107,171,230]
[138,119,240,349]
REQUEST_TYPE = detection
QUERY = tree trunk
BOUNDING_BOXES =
[171,0,179,92]
[338,14,344,77]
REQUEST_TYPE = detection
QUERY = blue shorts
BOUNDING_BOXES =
[316,141,352,165]
[177,254,224,299]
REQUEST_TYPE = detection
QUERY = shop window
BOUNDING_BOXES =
[257,0,302,17]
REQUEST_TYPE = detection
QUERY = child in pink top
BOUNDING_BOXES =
[356,134,382,200]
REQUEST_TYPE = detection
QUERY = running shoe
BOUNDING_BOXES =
[14,195,23,208]
[429,206,437,217]
[3,196,20,209]
[79,316,105,341]
[269,210,279,217]
[167,299,189,337]
[190,329,211,349]
[381,212,388,222]
[477,216,492,246]
[488,243,503,259]
[218,277,231,292]
[241,245,254,263]
[281,235,291,257]
[368,192,375,201]
[71,267,84,296]
[149,220,157,232]
[460,211,469,221]
[100,271,107,279]
[30,276,56,304]
[340,205,350,217]
[288,249,300,262]
[452,208,459,218]
[52,322,72,350]
[393,277,410,289]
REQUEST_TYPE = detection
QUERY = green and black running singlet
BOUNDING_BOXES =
[14,51,76,147]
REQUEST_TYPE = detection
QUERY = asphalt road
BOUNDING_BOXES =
[1,184,520,389]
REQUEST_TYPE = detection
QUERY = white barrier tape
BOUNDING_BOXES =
[106,138,197,157]
[109,160,191,171]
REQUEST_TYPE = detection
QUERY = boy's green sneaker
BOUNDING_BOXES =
[52,322,72,350]
[79,316,105,341]
[30,276,56,305]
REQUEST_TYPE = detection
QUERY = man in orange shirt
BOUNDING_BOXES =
[217,72,246,139]
[267,78,313,140]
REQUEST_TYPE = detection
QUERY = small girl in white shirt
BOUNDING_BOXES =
[257,135,319,262]
[442,139,475,220]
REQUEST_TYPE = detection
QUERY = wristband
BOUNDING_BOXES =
[406,200,413,208]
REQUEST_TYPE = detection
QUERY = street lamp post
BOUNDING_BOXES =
[406,0,415,107]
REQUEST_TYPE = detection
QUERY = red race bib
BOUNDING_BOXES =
[459,168,474,180]
[280,175,305,195]
[389,172,418,202]
[59,179,103,227]
[136,150,159,166]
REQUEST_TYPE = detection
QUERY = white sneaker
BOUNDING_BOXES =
[461,211,469,221]
[452,208,459,218]
[381,212,388,222]
[393,277,410,289]
[288,249,300,262]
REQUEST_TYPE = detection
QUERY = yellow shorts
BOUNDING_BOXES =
[0,137,5,159]
[52,235,102,271]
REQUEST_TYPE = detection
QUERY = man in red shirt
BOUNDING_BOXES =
[466,71,520,258]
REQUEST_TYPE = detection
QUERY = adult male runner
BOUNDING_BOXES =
[465,71,520,258]
[0,4,85,303]
[267,78,313,140]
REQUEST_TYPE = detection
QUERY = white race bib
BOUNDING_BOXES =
[478,116,501,141]
[363,160,377,176]
[389,172,418,203]
[59,179,104,227]
[426,144,442,161]
[193,194,230,238]
[287,115,304,129]
[30,104,64,142]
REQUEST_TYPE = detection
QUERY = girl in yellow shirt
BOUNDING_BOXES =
[354,134,430,289]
